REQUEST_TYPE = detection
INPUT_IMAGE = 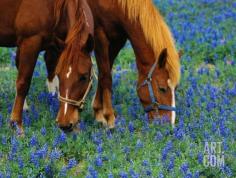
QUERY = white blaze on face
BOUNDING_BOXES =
[64,89,69,116]
[66,66,72,79]
[168,79,176,125]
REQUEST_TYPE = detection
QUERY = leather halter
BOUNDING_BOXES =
[58,67,95,110]
[138,59,176,113]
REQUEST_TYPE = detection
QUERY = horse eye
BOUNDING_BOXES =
[79,75,88,82]
[159,87,167,93]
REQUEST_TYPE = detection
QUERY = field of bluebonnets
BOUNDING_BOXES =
[0,0,236,177]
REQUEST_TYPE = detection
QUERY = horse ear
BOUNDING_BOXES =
[158,48,167,68]
[84,33,94,53]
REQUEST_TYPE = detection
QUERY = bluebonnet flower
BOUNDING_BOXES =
[97,144,103,153]
[0,113,2,127]
[180,162,189,174]
[142,160,149,167]
[222,166,232,177]
[44,164,53,177]
[159,172,164,178]
[155,131,163,141]
[30,134,38,147]
[31,105,39,120]
[184,172,193,178]
[145,169,152,176]
[94,156,103,167]
[53,131,67,146]
[136,139,143,149]
[119,171,128,178]
[18,156,24,169]
[50,149,61,162]
[123,146,130,155]
[108,173,114,178]
[128,121,135,133]
[36,144,48,159]
[194,170,200,178]
[2,136,7,145]
[80,120,86,131]
[30,152,39,168]
[168,156,175,170]
[11,136,18,153]
[23,114,31,127]
[41,127,46,136]
[67,158,77,169]
[92,133,102,145]
[129,169,139,178]
[59,166,67,177]
[197,153,203,164]
[87,166,98,178]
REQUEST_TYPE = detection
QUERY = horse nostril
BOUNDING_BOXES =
[59,123,73,132]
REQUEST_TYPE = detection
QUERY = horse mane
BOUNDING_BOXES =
[117,0,181,86]
[54,0,88,74]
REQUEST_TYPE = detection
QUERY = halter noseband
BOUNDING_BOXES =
[58,67,95,110]
[138,59,176,113]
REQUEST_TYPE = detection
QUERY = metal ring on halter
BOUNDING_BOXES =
[58,67,95,110]
[138,58,176,113]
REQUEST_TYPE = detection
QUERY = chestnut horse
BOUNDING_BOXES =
[85,0,181,128]
[0,0,94,133]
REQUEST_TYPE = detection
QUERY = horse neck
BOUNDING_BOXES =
[124,20,156,77]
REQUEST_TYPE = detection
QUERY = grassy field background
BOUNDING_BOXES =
[0,0,236,177]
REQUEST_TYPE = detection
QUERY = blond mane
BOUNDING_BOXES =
[117,0,180,86]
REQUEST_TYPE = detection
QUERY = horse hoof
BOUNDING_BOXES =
[94,120,107,128]
[9,120,24,136]
[9,119,17,129]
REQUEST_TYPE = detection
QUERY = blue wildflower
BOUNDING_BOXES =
[180,162,189,174]
[136,139,143,149]
[155,131,163,141]
[128,121,135,133]
[119,171,128,178]
[108,173,114,178]
[95,156,103,167]
[50,149,61,162]
[88,166,98,178]
[18,156,24,169]
[0,113,2,127]
[97,144,103,153]
[30,152,39,168]
[67,158,77,169]
[41,127,46,136]
[59,166,67,177]
[29,134,38,147]
[2,136,7,145]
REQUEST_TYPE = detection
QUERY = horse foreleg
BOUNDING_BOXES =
[10,35,42,134]
[104,38,127,129]
[15,48,29,111]
[44,49,59,95]
[92,28,113,127]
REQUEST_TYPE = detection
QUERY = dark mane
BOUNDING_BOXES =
[54,0,91,74]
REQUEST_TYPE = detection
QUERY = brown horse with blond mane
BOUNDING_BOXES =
[84,0,181,128]
[55,0,181,130]
[0,0,94,134]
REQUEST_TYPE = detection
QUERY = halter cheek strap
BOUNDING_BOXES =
[138,58,176,113]
[58,67,95,110]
